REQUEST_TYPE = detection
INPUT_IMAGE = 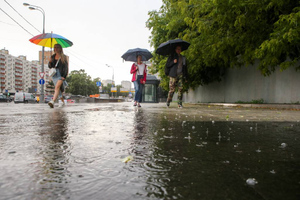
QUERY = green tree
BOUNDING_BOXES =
[66,69,99,96]
[45,80,54,95]
[102,83,112,97]
[147,0,300,90]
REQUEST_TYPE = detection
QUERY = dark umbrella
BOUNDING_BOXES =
[121,48,153,62]
[156,39,190,56]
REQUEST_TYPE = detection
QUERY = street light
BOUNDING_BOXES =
[106,64,114,98]
[23,2,45,103]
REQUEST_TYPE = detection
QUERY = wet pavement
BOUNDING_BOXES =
[0,102,299,200]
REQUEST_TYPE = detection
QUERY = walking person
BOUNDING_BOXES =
[130,55,147,107]
[165,45,188,108]
[48,44,68,108]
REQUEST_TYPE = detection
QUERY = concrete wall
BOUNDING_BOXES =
[183,64,300,104]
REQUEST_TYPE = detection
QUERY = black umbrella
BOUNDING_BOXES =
[156,39,190,56]
[121,48,153,62]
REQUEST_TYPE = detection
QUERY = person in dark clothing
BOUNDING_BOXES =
[165,46,188,108]
[48,44,68,108]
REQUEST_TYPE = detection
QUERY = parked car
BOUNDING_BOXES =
[44,95,53,103]
[14,92,36,103]
[0,94,10,102]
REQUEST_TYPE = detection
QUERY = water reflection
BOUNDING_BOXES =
[31,109,71,200]
[130,112,300,200]
[0,104,299,199]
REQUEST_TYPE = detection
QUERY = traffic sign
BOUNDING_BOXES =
[96,81,101,86]
[39,79,45,85]
[39,72,45,79]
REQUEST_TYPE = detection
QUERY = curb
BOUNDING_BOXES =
[188,103,300,110]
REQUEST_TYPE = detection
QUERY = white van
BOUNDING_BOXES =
[14,92,36,103]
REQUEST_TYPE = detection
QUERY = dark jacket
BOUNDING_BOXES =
[165,54,188,79]
[48,54,68,78]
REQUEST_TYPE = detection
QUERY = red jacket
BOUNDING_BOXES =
[130,63,147,82]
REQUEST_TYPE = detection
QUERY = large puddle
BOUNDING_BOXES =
[0,103,299,199]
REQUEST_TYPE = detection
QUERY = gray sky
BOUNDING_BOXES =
[0,0,162,85]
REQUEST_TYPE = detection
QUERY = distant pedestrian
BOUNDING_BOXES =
[48,44,68,108]
[130,55,147,107]
[165,45,188,108]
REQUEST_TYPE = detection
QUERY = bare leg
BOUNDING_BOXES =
[53,80,63,102]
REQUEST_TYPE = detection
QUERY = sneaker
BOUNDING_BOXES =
[48,100,54,108]
[166,102,170,107]
[138,103,141,107]
[58,102,65,108]
[133,102,137,106]
[178,104,183,108]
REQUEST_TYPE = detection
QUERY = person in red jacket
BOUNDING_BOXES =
[130,55,147,107]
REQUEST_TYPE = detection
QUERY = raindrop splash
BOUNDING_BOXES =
[280,143,287,148]
[246,178,258,186]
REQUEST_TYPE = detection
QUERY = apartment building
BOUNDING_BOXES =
[0,48,71,96]
[0,49,45,95]
[0,52,6,93]
[121,80,131,92]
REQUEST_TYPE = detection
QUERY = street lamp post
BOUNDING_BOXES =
[106,64,114,98]
[23,3,45,103]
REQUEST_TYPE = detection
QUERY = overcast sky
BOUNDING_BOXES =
[0,0,162,85]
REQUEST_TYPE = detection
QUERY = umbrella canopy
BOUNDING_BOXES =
[29,33,73,48]
[156,39,190,56]
[121,48,153,62]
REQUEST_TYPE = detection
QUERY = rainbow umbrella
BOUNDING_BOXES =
[29,32,73,48]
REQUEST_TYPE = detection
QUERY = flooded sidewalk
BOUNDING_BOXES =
[0,102,299,200]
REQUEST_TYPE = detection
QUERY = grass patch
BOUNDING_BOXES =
[235,98,265,104]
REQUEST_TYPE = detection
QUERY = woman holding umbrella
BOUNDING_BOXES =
[122,48,152,107]
[48,44,68,108]
[130,55,147,107]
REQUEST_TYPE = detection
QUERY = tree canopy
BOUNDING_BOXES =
[65,69,99,96]
[147,0,300,90]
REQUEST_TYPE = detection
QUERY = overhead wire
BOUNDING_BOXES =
[64,49,106,68]
[0,7,34,36]
[0,20,15,26]
[66,49,104,66]
[0,2,107,78]
[4,0,41,33]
